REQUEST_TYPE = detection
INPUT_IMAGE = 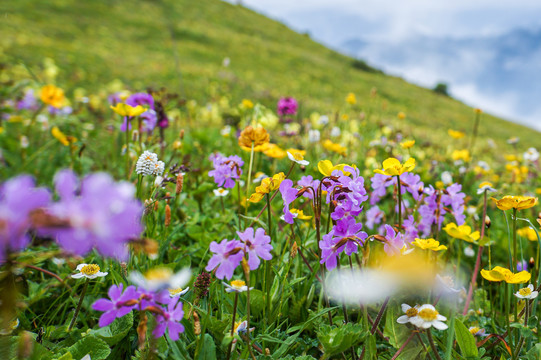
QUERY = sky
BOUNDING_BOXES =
[232,1,541,129]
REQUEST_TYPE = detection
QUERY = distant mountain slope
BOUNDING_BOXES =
[1,0,539,146]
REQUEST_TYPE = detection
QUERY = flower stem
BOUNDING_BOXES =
[226,292,239,360]
[512,208,518,272]
[68,278,89,331]
[244,141,255,218]
[125,118,131,177]
[391,331,416,360]
[426,329,443,360]
[396,175,402,228]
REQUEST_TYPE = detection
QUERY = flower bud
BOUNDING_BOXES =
[164,204,171,227]
[193,311,201,335]
[291,241,298,259]
[484,215,491,229]
[176,173,184,194]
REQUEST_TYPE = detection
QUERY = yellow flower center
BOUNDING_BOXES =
[406,308,418,317]
[144,268,173,280]
[292,152,303,161]
[519,287,532,296]
[231,280,246,288]
[218,189,225,194]
[169,287,184,295]
[418,308,439,321]
[441,276,454,288]
[81,264,100,276]
[469,327,480,335]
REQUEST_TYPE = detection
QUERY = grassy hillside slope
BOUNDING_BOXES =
[1,0,539,147]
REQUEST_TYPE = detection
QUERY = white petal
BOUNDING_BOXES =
[170,268,192,289]
[71,273,84,279]
[420,322,432,329]
[396,315,410,324]
[97,272,108,277]
[531,291,539,298]
[437,314,447,321]
[528,284,534,291]
[418,304,435,312]
[401,304,411,312]
[76,264,87,271]
[433,321,448,330]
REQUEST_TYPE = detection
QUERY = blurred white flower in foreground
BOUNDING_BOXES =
[325,269,398,305]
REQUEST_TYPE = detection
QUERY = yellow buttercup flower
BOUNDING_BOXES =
[345,92,356,105]
[480,266,531,284]
[400,140,415,149]
[290,208,312,220]
[241,99,254,109]
[110,103,146,117]
[517,227,538,241]
[322,140,347,156]
[248,172,285,202]
[448,129,465,139]
[374,157,416,176]
[317,160,354,177]
[443,223,480,243]
[238,126,270,148]
[491,196,537,211]
[397,112,406,120]
[412,238,447,252]
[263,143,287,159]
[51,126,77,146]
[452,149,471,162]
[40,84,65,108]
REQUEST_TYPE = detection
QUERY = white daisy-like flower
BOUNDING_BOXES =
[169,286,190,298]
[287,151,309,166]
[20,136,29,149]
[397,303,420,324]
[524,147,539,162]
[136,151,159,176]
[318,115,329,126]
[129,267,191,292]
[514,284,538,299]
[223,280,253,293]
[468,326,487,337]
[0,318,19,335]
[220,125,231,137]
[72,264,108,279]
[435,274,461,294]
[214,188,229,197]
[308,129,320,143]
[409,304,448,330]
[507,137,519,145]
[253,172,268,183]
[476,181,497,195]
[477,161,490,172]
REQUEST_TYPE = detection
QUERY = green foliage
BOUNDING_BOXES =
[433,82,449,96]
[316,323,367,359]
[91,311,134,345]
[454,318,479,358]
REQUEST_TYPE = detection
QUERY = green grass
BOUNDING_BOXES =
[1,0,539,148]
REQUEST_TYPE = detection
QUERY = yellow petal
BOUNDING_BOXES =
[506,271,531,284]
[318,160,334,176]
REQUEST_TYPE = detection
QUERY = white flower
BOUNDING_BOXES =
[222,57,230,67]
[397,304,419,324]
[477,182,497,195]
[20,136,29,149]
[72,264,108,279]
[214,188,229,197]
[169,287,190,298]
[318,115,329,126]
[524,147,539,162]
[459,166,467,174]
[435,274,461,294]
[464,246,475,257]
[0,318,19,335]
[507,137,519,145]
[441,171,453,185]
[253,172,268,183]
[287,151,309,166]
[129,267,191,292]
[154,175,164,186]
[136,151,159,176]
[515,284,538,299]
[477,161,490,171]
[153,160,165,176]
[308,129,320,143]
[468,326,487,337]
[409,304,448,330]
[223,280,253,293]
[220,125,231,137]
[330,126,341,137]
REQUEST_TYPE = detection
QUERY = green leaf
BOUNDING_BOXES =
[64,335,111,360]
[526,343,541,360]
[454,318,478,358]
[317,323,367,359]
[91,311,133,346]
[198,334,217,360]
[249,289,266,317]
[383,304,411,348]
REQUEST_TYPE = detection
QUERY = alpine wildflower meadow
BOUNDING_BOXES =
[1,1,541,360]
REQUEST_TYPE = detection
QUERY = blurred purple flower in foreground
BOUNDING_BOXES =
[41,169,143,261]
[0,176,50,261]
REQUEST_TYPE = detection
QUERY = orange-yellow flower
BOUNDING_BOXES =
[517,227,538,241]
[480,266,531,284]
[40,85,65,108]
[322,140,347,156]
[448,129,465,139]
[374,157,415,176]
[345,92,356,105]
[397,112,406,120]
[452,149,471,162]
[400,140,415,149]
[263,143,287,159]
[238,126,270,148]
[248,172,285,202]
[491,196,537,211]
[317,160,355,176]
[443,223,480,243]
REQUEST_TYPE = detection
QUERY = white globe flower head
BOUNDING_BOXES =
[308,129,320,143]
[318,115,329,126]
[152,160,165,176]
[441,171,453,185]
[330,126,341,138]
[409,304,448,330]
[136,151,159,176]
[72,264,108,279]
[515,284,538,299]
